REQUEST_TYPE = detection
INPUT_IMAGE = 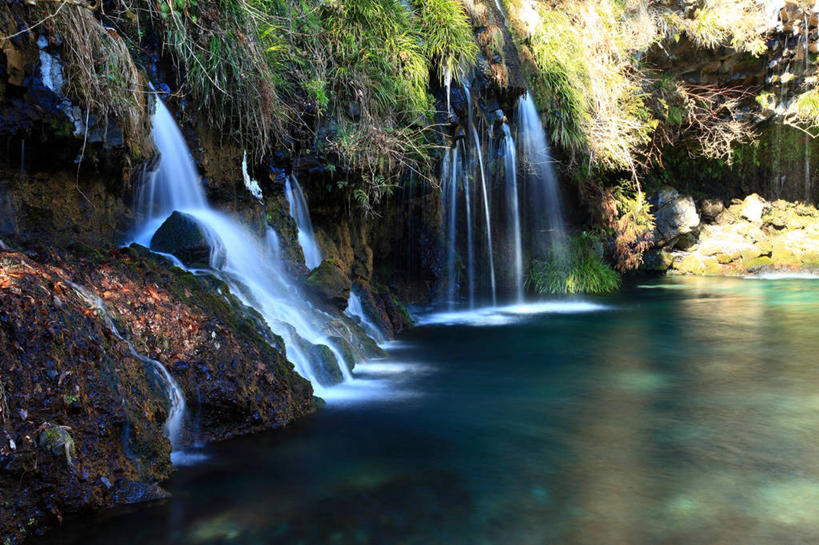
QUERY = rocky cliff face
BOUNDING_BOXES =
[0,238,314,544]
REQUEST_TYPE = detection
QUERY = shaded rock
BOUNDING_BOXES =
[699,198,725,221]
[650,187,700,246]
[328,335,356,374]
[150,211,213,267]
[306,343,343,387]
[112,480,171,505]
[306,259,352,310]
[38,423,75,466]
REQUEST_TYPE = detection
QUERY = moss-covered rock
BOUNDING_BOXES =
[306,259,352,310]
[38,424,76,466]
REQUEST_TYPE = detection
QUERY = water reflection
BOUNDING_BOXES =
[39,277,819,545]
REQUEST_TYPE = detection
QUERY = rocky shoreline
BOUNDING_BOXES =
[645,189,819,276]
[0,238,318,543]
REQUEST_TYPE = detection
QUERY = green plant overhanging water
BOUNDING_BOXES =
[527,233,621,295]
[36,0,476,207]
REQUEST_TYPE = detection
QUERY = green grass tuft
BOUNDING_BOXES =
[527,233,621,295]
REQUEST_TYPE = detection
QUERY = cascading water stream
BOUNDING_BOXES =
[134,97,355,396]
[517,92,567,257]
[444,147,458,308]
[345,291,385,343]
[501,122,523,302]
[285,175,323,270]
[804,14,812,202]
[464,86,497,305]
[67,281,186,455]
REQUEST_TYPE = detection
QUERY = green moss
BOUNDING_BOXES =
[743,255,774,269]
[392,295,414,326]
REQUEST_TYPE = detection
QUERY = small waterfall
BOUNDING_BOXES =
[517,92,567,257]
[501,123,523,302]
[68,281,186,454]
[135,97,355,397]
[804,15,812,202]
[465,86,497,305]
[440,89,567,308]
[136,99,206,224]
[345,291,385,343]
[444,146,458,307]
[285,175,322,270]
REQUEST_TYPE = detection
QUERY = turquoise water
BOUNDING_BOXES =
[41,277,819,544]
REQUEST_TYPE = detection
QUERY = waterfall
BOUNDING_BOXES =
[440,89,565,308]
[444,146,458,308]
[345,291,385,343]
[285,175,323,270]
[67,281,186,455]
[465,86,497,305]
[135,99,206,225]
[135,97,354,397]
[517,92,567,257]
[804,15,812,202]
[501,123,523,302]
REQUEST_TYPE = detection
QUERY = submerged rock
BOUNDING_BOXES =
[150,211,212,267]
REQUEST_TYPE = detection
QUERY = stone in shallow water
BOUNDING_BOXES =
[150,211,212,267]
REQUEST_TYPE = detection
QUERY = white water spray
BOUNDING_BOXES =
[501,123,523,302]
[135,97,354,396]
[285,175,323,270]
[465,86,497,305]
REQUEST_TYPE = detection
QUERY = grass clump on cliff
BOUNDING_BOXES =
[150,0,476,207]
[527,233,621,295]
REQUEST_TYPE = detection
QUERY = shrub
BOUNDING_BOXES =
[527,233,621,295]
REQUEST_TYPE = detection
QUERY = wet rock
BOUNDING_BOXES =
[650,187,700,246]
[307,343,343,386]
[38,423,75,466]
[306,259,352,311]
[328,335,356,374]
[112,480,171,505]
[150,211,212,267]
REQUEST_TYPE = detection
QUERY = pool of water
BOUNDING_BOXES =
[40,276,819,544]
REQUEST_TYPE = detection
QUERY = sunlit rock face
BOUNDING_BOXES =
[645,193,819,275]
[651,187,701,247]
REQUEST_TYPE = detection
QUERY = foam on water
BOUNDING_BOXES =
[418,301,611,326]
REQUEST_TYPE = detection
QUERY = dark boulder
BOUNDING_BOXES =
[306,259,352,311]
[150,211,212,267]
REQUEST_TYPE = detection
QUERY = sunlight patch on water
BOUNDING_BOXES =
[418,301,610,326]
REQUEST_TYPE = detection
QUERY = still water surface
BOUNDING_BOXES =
[41,277,819,544]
